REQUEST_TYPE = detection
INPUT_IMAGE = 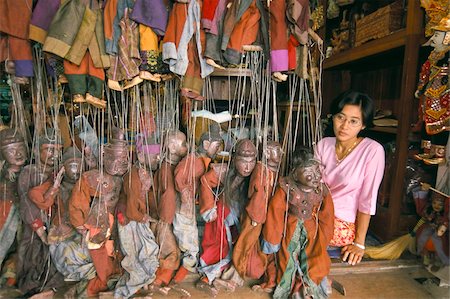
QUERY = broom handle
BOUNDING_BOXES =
[420,183,450,198]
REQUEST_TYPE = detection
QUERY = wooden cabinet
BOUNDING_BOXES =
[322,0,425,240]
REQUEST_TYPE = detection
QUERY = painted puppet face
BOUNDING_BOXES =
[235,155,257,177]
[104,151,129,176]
[64,158,83,182]
[40,144,62,167]
[294,162,321,190]
[2,142,27,167]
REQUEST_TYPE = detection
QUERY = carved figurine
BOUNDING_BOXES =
[17,128,65,297]
[262,147,334,298]
[171,122,222,283]
[233,141,282,292]
[48,147,95,292]
[0,129,28,287]
[152,130,188,288]
[415,15,450,135]
[415,192,449,269]
[69,127,129,296]
[114,134,160,298]
[196,139,257,295]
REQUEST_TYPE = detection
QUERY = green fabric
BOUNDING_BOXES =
[273,221,326,299]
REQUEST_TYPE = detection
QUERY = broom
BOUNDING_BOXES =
[364,218,425,260]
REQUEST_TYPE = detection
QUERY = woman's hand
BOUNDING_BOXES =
[341,242,364,265]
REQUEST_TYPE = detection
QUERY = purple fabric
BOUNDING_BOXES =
[30,0,61,32]
[15,60,34,77]
[130,0,168,36]
[270,49,288,72]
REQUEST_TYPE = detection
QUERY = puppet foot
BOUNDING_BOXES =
[272,72,288,82]
[5,60,15,74]
[13,76,29,85]
[72,94,86,103]
[213,278,236,292]
[58,74,68,84]
[252,283,275,293]
[29,290,54,299]
[168,282,191,298]
[242,44,263,52]
[149,284,170,296]
[161,73,175,81]
[85,93,106,109]
[123,76,143,89]
[107,79,123,91]
[206,58,226,70]
[196,279,218,297]
[139,71,162,82]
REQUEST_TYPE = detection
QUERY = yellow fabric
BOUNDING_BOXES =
[139,24,158,51]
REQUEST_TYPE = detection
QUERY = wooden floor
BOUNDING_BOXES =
[0,260,448,298]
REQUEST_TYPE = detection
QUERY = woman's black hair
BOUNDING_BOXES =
[330,90,374,128]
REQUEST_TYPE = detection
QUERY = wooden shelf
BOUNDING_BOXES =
[324,29,407,70]
[369,126,398,134]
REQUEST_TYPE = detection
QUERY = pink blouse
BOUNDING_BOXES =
[315,137,385,223]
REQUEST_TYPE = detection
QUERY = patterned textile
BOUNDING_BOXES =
[172,211,199,273]
[328,217,355,247]
[114,221,159,299]
[107,8,141,81]
[0,204,20,269]
[49,234,96,282]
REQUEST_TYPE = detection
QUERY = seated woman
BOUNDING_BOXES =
[315,91,385,265]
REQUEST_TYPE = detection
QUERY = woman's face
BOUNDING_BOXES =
[333,104,365,143]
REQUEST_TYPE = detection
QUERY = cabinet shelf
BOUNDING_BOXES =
[324,29,407,70]
[369,126,398,134]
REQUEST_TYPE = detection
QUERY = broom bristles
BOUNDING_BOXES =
[364,234,414,260]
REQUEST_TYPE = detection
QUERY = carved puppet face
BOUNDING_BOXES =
[64,158,83,183]
[40,144,62,167]
[293,162,321,190]
[203,140,222,159]
[104,150,129,176]
[2,142,27,167]
[431,196,444,213]
[138,151,160,171]
[234,155,257,177]
[265,143,282,170]
[171,133,188,158]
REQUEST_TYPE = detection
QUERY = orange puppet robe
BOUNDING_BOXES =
[263,182,334,298]
[233,162,276,279]
[69,170,120,297]
[152,160,181,285]
[172,153,211,276]
[198,167,233,283]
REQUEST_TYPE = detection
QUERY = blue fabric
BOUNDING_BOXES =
[261,239,280,254]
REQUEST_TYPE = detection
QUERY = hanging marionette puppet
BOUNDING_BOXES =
[151,130,188,293]
[196,139,257,296]
[16,128,65,297]
[0,129,28,287]
[47,146,96,296]
[233,141,282,293]
[171,122,222,284]
[43,0,109,109]
[69,127,129,297]
[262,147,334,299]
[104,0,148,91]
[415,189,449,270]
[0,0,33,85]
[114,133,160,299]
[413,14,450,166]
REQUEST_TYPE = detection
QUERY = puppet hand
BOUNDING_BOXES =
[341,242,364,265]
[54,166,65,188]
